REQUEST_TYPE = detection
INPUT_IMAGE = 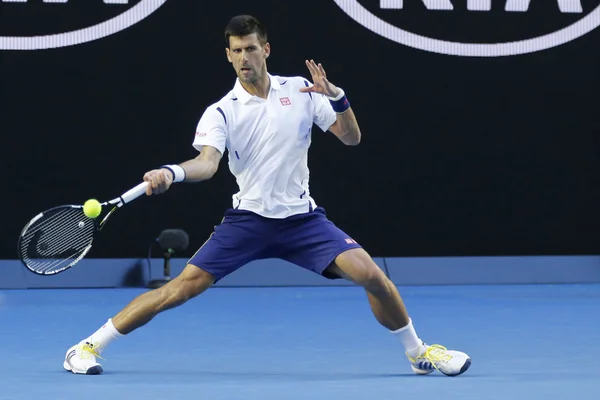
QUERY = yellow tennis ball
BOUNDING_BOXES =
[83,199,102,219]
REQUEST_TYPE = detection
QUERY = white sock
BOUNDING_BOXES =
[391,319,424,357]
[82,318,123,354]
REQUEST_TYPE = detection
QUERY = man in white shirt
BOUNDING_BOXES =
[64,15,471,377]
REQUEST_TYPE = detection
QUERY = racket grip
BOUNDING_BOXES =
[120,182,149,205]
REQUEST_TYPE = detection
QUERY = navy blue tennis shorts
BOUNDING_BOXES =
[187,207,362,282]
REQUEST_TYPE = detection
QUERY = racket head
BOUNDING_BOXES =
[17,205,101,275]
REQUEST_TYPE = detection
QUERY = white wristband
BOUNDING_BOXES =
[327,88,345,101]
[161,164,186,183]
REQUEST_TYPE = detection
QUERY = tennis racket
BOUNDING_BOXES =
[18,182,149,276]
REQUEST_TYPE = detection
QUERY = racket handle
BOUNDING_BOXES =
[120,182,149,205]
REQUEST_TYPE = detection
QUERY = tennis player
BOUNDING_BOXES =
[64,15,471,377]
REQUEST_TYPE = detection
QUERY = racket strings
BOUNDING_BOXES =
[22,208,87,252]
[20,207,95,274]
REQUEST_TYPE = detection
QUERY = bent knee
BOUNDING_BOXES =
[359,267,389,292]
[333,249,390,289]
[163,264,214,304]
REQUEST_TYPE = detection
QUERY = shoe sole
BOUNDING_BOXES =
[441,358,471,377]
[85,365,103,375]
[411,365,434,375]
[64,362,103,375]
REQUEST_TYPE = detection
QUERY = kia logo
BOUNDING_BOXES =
[333,0,600,57]
[0,0,168,50]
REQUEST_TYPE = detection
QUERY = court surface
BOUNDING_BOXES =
[0,284,598,399]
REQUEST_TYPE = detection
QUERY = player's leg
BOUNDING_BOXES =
[279,207,471,377]
[63,264,215,375]
[63,208,272,375]
[328,248,471,377]
[111,264,215,335]
[325,249,409,330]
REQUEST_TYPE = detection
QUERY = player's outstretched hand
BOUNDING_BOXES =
[299,59,342,99]
[143,168,173,196]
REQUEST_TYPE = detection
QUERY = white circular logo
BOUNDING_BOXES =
[0,0,168,51]
[333,0,600,57]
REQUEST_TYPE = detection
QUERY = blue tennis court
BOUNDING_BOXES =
[1,284,598,399]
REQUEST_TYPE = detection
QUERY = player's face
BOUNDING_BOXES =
[226,33,270,84]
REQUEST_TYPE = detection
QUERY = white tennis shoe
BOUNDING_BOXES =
[63,341,103,375]
[407,343,471,376]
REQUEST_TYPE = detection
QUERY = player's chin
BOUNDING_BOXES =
[238,69,255,82]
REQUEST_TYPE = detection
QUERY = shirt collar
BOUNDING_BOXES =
[233,73,280,104]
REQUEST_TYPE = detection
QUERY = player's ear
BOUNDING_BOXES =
[264,42,270,59]
[226,48,232,63]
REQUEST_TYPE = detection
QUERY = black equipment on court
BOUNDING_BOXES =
[147,229,189,289]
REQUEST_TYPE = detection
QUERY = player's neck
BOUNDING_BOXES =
[240,74,270,99]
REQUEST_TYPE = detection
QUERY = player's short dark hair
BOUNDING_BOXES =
[224,15,267,48]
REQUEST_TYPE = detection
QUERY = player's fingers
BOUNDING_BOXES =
[143,170,156,182]
[151,173,161,191]
[305,59,318,76]
[310,60,322,76]
[299,86,315,93]
[146,176,157,195]
[158,172,168,191]
[145,183,153,196]
[143,171,157,195]
[318,63,327,78]
[159,171,169,192]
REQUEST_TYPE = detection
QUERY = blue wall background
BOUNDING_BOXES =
[2,256,599,289]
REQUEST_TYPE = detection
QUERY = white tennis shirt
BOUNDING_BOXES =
[192,74,337,219]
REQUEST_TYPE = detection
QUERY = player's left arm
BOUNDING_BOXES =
[327,107,361,146]
[300,59,361,146]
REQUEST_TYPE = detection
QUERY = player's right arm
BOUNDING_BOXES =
[143,146,222,196]
[144,105,227,196]
[179,145,222,182]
